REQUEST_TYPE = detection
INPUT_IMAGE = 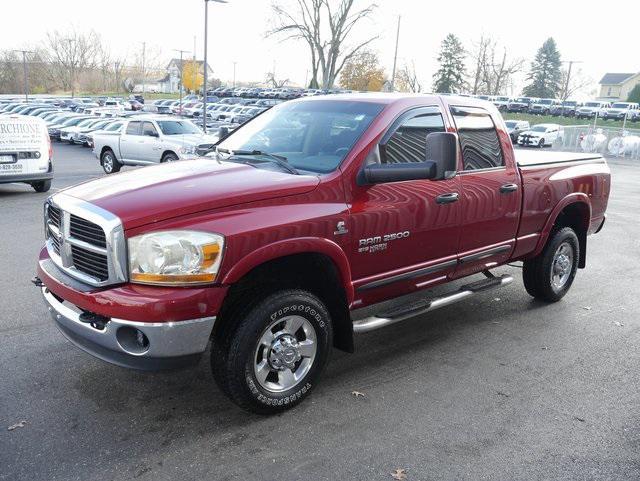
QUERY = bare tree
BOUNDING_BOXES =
[469,35,491,95]
[44,29,103,97]
[395,61,422,93]
[269,0,377,89]
[265,71,290,88]
[468,35,523,96]
[560,68,592,100]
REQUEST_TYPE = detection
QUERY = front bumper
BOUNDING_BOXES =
[42,287,215,370]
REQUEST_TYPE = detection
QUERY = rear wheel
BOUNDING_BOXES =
[211,289,332,414]
[31,180,51,193]
[101,150,121,174]
[523,227,579,302]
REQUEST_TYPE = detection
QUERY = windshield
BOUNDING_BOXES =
[539,99,553,105]
[584,102,599,107]
[156,120,201,135]
[216,100,384,174]
[531,126,548,132]
[105,122,123,131]
[563,101,577,106]
[61,117,86,127]
[505,121,517,128]
[516,98,529,103]
[611,103,630,109]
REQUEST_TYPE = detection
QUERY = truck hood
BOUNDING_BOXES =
[62,160,320,230]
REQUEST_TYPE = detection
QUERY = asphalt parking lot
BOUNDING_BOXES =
[1,144,639,481]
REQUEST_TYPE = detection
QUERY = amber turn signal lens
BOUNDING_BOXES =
[130,272,217,285]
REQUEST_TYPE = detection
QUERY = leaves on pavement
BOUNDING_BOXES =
[391,468,407,480]
[7,420,27,431]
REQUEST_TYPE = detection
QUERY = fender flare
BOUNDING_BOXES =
[221,237,355,305]
[532,193,591,258]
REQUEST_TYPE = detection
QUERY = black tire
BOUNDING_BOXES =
[161,152,179,163]
[101,149,121,174]
[523,227,579,302]
[211,289,333,414]
[538,138,545,148]
[31,180,51,193]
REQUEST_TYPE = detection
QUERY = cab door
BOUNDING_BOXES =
[120,121,142,161]
[347,106,462,304]
[140,121,162,163]
[447,106,521,278]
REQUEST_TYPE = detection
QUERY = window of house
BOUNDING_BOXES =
[450,106,504,170]
[382,109,446,164]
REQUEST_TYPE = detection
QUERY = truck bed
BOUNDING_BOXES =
[515,149,604,168]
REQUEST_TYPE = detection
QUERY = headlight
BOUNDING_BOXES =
[128,231,224,286]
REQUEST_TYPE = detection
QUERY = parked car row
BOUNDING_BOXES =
[209,86,352,99]
[504,120,564,148]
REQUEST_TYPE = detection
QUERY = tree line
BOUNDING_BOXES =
[0,28,168,96]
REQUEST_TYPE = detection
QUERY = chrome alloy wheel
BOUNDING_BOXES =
[103,153,114,172]
[253,315,317,393]
[551,241,574,291]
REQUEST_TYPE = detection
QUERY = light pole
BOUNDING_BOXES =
[203,0,228,133]
[233,61,237,88]
[174,49,190,115]
[390,15,401,91]
[12,50,34,102]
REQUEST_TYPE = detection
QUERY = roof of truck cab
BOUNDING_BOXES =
[293,93,494,108]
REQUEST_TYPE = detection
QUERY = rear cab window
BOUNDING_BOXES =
[450,106,504,171]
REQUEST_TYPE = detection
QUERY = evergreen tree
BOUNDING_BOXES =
[627,84,640,103]
[432,34,467,94]
[522,38,562,98]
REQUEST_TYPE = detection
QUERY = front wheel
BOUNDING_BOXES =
[538,138,545,148]
[161,152,179,163]
[211,289,333,414]
[523,227,579,302]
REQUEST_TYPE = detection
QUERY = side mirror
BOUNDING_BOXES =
[425,131,459,180]
[362,131,459,184]
[149,131,159,138]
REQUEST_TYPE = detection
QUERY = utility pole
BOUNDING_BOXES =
[203,0,228,133]
[141,42,146,96]
[390,15,401,91]
[12,50,34,102]
[174,49,190,113]
[233,61,237,88]
[193,36,197,95]
[561,60,583,100]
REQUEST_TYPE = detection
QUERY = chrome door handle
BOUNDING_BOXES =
[500,183,519,194]
[436,192,460,204]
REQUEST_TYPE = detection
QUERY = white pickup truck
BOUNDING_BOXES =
[92,115,218,174]
[0,115,53,192]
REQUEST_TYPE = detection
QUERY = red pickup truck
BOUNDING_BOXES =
[36,95,610,413]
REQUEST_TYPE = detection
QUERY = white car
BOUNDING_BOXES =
[0,115,53,192]
[576,101,611,119]
[517,124,563,148]
[601,102,640,121]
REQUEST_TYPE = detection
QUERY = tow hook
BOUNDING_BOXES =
[31,276,44,288]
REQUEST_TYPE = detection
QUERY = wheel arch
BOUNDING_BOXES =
[534,195,591,268]
[161,150,178,161]
[217,239,354,352]
[99,145,116,163]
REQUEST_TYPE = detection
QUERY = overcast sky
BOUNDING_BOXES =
[3,0,638,97]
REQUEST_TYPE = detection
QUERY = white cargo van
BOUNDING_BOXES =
[0,115,53,192]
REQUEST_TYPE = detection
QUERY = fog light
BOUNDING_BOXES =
[116,326,150,355]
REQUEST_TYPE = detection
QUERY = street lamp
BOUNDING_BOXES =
[203,0,228,133]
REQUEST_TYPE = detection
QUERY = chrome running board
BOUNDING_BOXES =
[352,274,513,333]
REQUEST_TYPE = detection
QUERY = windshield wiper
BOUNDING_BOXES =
[216,148,299,175]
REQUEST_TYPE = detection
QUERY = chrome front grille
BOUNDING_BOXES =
[44,193,128,287]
